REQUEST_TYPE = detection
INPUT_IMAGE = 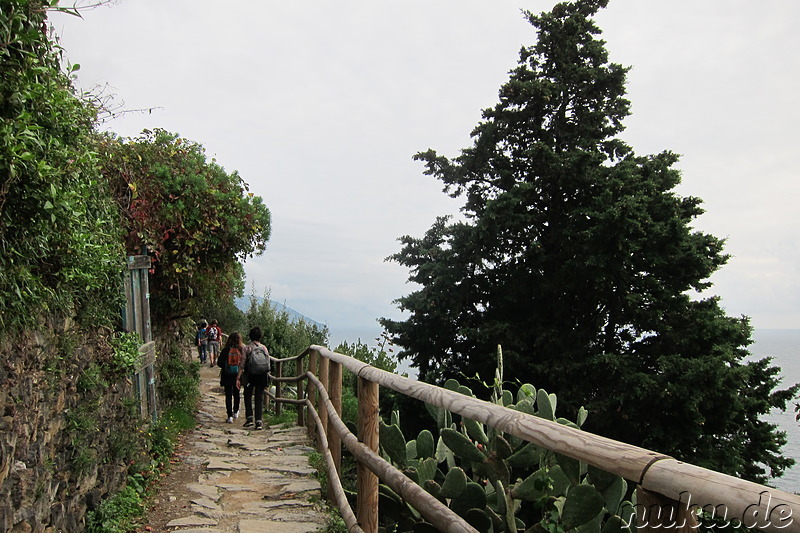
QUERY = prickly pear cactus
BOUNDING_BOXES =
[376,346,635,533]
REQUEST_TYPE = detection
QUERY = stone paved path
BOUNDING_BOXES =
[156,364,328,532]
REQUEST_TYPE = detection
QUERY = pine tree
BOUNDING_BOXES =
[381,0,797,482]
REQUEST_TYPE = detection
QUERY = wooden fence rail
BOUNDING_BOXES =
[266,345,800,533]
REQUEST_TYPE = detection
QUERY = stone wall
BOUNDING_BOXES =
[0,317,143,532]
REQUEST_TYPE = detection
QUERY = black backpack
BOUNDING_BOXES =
[247,345,270,376]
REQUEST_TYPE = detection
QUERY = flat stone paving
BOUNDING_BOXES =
[161,364,327,532]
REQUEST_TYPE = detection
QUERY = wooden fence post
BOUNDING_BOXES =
[328,360,342,494]
[306,350,318,438]
[296,353,306,427]
[318,356,330,453]
[357,377,379,533]
[274,359,283,416]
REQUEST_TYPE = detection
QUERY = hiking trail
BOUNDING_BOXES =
[144,363,328,533]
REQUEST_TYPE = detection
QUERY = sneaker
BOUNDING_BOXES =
[226,417,233,424]
[254,421,263,431]
[234,411,239,419]
[243,419,254,428]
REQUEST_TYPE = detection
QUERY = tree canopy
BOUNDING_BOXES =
[241,293,329,359]
[0,3,272,334]
[97,129,272,326]
[380,0,797,483]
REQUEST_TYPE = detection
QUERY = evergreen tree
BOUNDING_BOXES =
[380,0,797,482]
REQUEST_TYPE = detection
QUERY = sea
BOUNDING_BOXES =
[750,329,800,493]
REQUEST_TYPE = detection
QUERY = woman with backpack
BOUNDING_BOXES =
[217,332,244,423]
[237,326,271,431]
[195,321,208,364]
[206,319,223,367]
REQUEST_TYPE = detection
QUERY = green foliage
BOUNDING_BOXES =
[148,407,193,469]
[0,0,125,333]
[334,332,400,375]
[334,334,402,421]
[85,484,144,533]
[44,330,79,388]
[308,451,329,495]
[108,423,145,465]
[157,344,200,413]
[323,511,348,533]
[341,385,359,427]
[380,0,797,482]
[243,291,329,359]
[108,331,142,376]
[96,128,271,326]
[264,406,297,427]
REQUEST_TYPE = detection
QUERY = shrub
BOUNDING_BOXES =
[157,344,200,413]
[85,482,145,533]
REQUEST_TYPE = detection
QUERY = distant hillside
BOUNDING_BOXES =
[234,296,324,328]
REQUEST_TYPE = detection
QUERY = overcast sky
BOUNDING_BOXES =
[52,1,800,348]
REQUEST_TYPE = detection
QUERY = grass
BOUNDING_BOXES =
[307,451,349,533]
[264,404,299,427]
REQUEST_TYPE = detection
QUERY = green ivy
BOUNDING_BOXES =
[0,0,125,333]
[108,331,142,376]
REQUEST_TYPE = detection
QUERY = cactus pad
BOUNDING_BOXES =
[417,429,435,459]
[562,484,605,530]
[380,420,408,468]
[441,427,486,464]
[440,466,468,499]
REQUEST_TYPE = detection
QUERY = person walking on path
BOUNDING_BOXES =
[195,321,209,364]
[206,319,223,367]
[238,326,271,431]
[217,332,244,423]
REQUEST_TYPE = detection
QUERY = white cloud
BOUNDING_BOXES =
[52,0,800,341]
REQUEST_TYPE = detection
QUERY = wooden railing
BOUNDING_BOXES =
[266,345,800,533]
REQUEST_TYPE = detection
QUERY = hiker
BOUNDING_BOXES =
[195,321,208,363]
[206,319,223,367]
[238,326,271,430]
[217,332,243,423]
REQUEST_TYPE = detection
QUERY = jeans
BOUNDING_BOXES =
[243,374,269,422]
[197,342,208,363]
[224,380,240,418]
